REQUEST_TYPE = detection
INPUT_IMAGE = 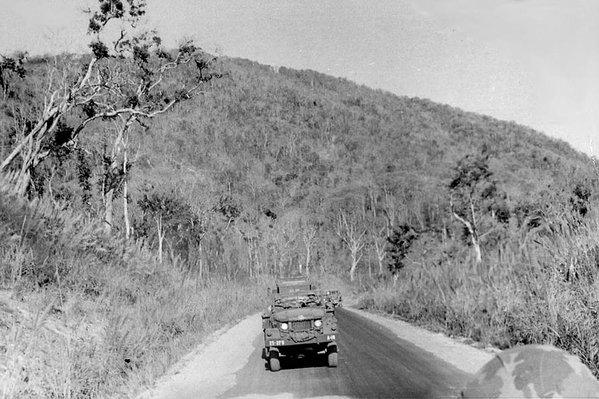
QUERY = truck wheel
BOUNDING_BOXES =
[327,351,338,367]
[269,353,281,372]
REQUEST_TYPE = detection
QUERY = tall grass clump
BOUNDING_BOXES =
[358,211,599,376]
[0,178,268,398]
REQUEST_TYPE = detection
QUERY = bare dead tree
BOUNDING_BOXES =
[371,226,387,276]
[367,186,389,276]
[450,196,483,264]
[336,211,366,282]
[301,222,318,276]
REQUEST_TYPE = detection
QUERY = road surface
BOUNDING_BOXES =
[221,308,471,398]
[141,307,494,399]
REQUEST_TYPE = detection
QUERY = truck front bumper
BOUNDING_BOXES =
[264,329,338,348]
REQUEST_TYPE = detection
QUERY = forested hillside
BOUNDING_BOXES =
[1,12,598,396]
[20,54,591,281]
[120,56,596,280]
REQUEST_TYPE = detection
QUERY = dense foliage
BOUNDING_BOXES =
[3,50,595,280]
[131,58,595,280]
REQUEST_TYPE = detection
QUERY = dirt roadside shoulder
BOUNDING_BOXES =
[136,313,262,399]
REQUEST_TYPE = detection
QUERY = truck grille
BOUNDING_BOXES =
[290,320,312,331]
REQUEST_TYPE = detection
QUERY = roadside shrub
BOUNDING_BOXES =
[359,214,599,377]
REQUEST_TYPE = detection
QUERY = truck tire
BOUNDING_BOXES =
[327,351,338,367]
[269,353,281,372]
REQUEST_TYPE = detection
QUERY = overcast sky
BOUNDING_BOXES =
[0,0,597,155]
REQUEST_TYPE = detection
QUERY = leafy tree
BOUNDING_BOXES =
[386,224,419,285]
[571,182,592,219]
[0,52,27,99]
[213,194,242,226]
[134,191,205,263]
[448,151,509,264]
[0,0,216,220]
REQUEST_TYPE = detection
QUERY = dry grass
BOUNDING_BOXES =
[0,261,268,398]
[358,213,599,376]
[0,180,270,398]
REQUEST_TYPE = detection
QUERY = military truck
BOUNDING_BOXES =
[324,290,343,309]
[262,277,339,372]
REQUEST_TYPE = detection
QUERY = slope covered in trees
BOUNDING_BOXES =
[3,48,597,302]
[127,56,596,278]
[1,33,598,395]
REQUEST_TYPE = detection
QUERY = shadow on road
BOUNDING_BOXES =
[264,351,330,371]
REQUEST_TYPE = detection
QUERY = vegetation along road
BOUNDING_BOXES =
[141,307,494,399]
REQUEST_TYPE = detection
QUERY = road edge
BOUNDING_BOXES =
[344,306,497,375]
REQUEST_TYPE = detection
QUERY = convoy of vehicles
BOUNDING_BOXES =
[261,277,341,372]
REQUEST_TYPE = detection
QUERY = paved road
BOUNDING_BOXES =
[220,308,471,398]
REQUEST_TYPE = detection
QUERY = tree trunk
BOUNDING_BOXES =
[349,251,361,282]
[302,226,316,277]
[14,169,30,197]
[123,149,130,239]
[198,240,203,279]
[248,240,253,278]
[468,198,482,265]
[336,212,365,282]
[104,188,114,235]
[157,216,164,263]
[305,246,311,277]
[473,240,482,265]
[372,233,386,276]
[103,117,133,236]
[452,211,482,265]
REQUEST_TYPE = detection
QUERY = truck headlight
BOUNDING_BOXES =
[280,323,289,330]
[314,320,322,327]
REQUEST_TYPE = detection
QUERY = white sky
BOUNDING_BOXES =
[0,0,597,155]
[411,0,599,155]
